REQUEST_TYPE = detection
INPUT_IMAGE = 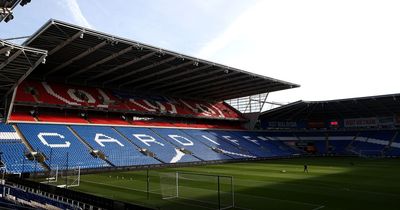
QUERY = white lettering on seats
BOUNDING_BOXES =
[222,136,239,145]
[168,135,194,146]
[42,82,79,106]
[67,89,96,103]
[129,99,156,112]
[94,133,124,147]
[37,132,71,148]
[201,135,220,145]
[243,136,260,145]
[133,134,164,147]
[170,148,185,163]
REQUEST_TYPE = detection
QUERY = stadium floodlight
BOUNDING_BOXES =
[5,50,10,57]
[42,57,46,64]
[4,13,13,23]
[20,0,31,6]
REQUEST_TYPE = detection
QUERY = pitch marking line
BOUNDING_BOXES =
[236,192,322,208]
[312,205,325,210]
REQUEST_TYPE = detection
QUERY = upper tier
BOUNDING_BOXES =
[14,81,243,120]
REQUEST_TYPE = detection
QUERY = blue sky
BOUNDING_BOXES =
[1,0,400,104]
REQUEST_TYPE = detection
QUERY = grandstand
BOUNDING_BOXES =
[259,95,400,157]
[1,18,400,210]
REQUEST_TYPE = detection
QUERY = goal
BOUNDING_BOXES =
[41,165,59,184]
[159,171,234,210]
[42,166,81,188]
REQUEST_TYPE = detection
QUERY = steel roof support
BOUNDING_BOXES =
[182,75,260,95]
[150,67,219,91]
[6,53,47,96]
[327,102,344,119]
[138,64,211,89]
[86,51,156,82]
[354,100,378,117]
[0,46,12,55]
[48,31,83,55]
[122,61,194,88]
[372,97,394,115]
[199,81,273,98]
[268,103,305,120]
[104,56,175,85]
[45,41,107,77]
[0,50,22,70]
[67,46,133,80]
[167,72,240,93]
[218,85,283,100]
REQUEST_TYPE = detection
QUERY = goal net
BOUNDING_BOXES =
[41,165,59,184]
[159,171,234,210]
[42,166,81,188]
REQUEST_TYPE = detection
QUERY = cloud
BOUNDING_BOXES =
[196,0,400,103]
[65,0,93,28]
[195,2,256,59]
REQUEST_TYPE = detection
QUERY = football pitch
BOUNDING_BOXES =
[54,157,400,210]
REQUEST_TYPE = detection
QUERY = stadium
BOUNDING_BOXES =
[1,1,400,210]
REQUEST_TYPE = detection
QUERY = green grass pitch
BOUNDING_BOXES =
[54,157,400,210]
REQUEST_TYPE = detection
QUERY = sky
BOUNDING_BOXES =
[1,0,400,105]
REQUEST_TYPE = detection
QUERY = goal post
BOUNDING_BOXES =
[41,165,59,184]
[42,166,80,188]
[159,171,234,210]
[66,166,81,188]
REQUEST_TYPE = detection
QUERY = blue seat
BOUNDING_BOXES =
[206,130,279,158]
[152,128,232,161]
[71,125,160,166]
[234,131,296,157]
[17,123,109,170]
[115,127,199,163]
[182,129,255,159]
[0,123,43,173]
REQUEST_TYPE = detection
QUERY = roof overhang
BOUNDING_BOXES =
[260,93,400,121]
[0,39,47,104]
[24,19,299,101]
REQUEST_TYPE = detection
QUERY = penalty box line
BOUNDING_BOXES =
[236,192,324,209]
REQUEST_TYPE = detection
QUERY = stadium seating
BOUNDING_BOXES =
[14,80,242,120]
[349,131,394,156]
[37,112,88,123]
[6,186,75,209]
[381,131,400,156]
[0,123,43,173]
[115,127,199,163]
[294,132,327,154]
[152,128,232,161]
[17,123,109,170]
[71,125,160,166]
[234,131,297,156]
[206,130,278,158]
[182,129,257,159]
[8,111,36,122]
[2,120,399,175]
